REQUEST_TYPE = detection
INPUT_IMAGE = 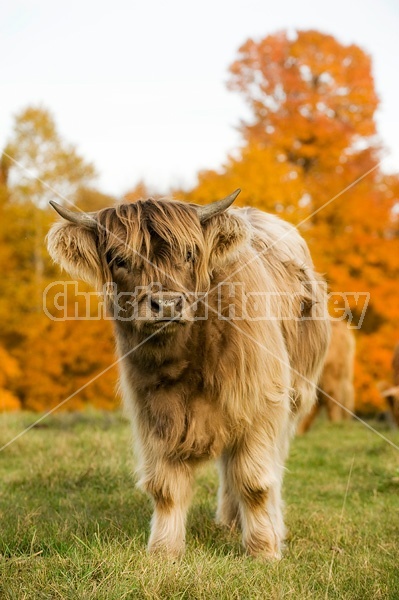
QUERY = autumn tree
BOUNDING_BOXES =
[75,186,116,212]
[0,106,118,412]
[180,30,399,411]
[0,345,20,411]
[5,106,95,208]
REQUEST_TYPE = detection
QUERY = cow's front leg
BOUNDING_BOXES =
[225,415,289,560]
[239,476,285,560]
[139,458,193,556]
[216,451,240,530]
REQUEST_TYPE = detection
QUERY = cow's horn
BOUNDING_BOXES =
[49,201,97,230]
[197,189,241,223]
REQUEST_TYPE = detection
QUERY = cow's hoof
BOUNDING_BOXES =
[249,549,282,562]
[147,541,185,558]
[244,540,282,562]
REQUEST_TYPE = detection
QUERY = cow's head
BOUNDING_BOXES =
[47,190,247,339]
[379,384,399,427]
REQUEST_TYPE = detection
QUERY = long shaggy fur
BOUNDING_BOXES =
[48,197,330,559]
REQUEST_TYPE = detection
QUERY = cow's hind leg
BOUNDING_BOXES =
[139,459,193,556]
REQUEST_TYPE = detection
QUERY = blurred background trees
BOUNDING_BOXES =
[0,107,117,411]
[1,30,398,413]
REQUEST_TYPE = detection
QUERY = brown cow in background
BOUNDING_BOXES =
[394,343,399,385]
[298,319,355,433]
[379,343,399,426]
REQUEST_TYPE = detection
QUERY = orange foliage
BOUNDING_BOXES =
[0,346,21,411]
[16,316,118,412]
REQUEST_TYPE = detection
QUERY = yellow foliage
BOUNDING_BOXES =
[0,390,21,412]
[0,346,21,411]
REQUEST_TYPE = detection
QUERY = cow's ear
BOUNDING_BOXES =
[202,213,250,270]
[47,222,102,287]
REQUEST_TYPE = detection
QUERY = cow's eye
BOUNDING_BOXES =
[107,252,129,271]
[186,250,195,262]
[114,257,128,270]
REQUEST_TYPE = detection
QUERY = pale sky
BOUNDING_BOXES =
[2,0,399,196]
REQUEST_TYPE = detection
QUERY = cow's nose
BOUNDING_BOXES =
[150,294,184,318]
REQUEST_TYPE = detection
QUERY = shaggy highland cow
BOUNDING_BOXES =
[298,319,355,434]
[47,190,330,559]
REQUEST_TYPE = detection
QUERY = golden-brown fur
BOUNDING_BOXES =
[48,197,330,559]
[298,319,355,434]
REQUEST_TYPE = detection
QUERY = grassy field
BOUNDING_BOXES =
[0,411,398,599]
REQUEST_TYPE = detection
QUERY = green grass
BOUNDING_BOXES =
[0,411,398,599]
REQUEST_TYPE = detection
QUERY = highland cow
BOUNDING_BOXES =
[379,343,399,426]
[47,190,330,559]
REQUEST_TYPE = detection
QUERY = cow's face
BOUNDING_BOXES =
[101,203,204,336]
[47,191,247,339]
